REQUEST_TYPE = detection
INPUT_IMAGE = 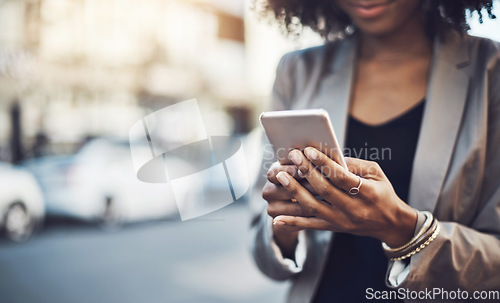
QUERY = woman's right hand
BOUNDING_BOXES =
[263,161,320,258]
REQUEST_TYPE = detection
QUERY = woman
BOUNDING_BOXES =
[250,0,500,302]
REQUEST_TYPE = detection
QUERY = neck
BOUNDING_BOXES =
[359,14,432,61]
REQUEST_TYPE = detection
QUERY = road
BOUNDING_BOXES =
[0,202,288,303]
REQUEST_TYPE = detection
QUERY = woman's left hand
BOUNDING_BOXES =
[274,147,418,248]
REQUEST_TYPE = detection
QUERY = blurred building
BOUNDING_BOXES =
[0,0,249,161]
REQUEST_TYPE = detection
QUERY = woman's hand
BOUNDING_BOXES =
[274,147,418,248]
[263,161,331,258]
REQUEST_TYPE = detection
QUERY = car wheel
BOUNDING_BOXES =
[3,202,35,242]
[100,197,121,228]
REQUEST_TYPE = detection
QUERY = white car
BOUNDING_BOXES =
[23,138,199,226]
[0,162,45,242]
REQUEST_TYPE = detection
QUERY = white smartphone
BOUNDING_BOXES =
[260,109,347,168]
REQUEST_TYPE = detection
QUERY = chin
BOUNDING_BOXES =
[355,22,402,37]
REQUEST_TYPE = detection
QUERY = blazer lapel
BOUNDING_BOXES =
[408,31,471,211]
[315,37,358,149]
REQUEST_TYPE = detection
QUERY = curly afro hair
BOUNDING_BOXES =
[253,0,496,39]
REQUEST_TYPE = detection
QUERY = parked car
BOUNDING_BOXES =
[0,162,45,242]
[23,138,199,226]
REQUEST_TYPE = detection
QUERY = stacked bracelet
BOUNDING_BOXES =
[382,211,440,261]
[382,211,433,253]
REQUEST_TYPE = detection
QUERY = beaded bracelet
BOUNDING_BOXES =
[390,223,440,261]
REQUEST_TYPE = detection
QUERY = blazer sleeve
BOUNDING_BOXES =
[387,46,500,293]
[249,52,308,281]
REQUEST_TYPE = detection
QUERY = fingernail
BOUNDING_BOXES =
[276,172,290,187]
[305,148,319,160]
[273,220,286,226]
[288,150,302,165]
[297,169,306,178]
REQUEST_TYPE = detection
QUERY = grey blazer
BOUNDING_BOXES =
[250,29,500,303]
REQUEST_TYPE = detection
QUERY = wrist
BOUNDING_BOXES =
[273,228,299,259]
[381,205,418,248]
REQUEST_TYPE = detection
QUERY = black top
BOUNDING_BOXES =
[313,101,425,303]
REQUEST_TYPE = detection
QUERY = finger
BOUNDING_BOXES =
[288,149,365,211]
[262,182,294,201]
[273,215,334,231]
[316,145,348,170]
[300,147,374,199]
[272,219,304,234]
[276,171,339,219]
[267,200,315,218]
[344,157,386,180]
[267,162,304,184]
[276,172,356,231]
[300,180,319,196]
[263,180,318,202]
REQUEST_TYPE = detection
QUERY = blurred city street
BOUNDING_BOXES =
[0,200,288,303]
[1,1,499,303]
